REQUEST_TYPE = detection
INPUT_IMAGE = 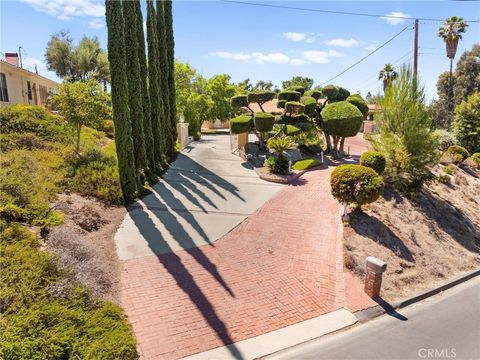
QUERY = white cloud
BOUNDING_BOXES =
[290,58,308,66]
[363,41,380,52]
[301,50,343,64]
[88,18,104,29]
[211,51,309,66]
[21,0,104,20]
[282,32,318,43]
[325,38,365,48]
[382,11,411,25]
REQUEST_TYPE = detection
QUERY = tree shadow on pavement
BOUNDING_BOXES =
[374,297,408,321]
[131,208,243,359]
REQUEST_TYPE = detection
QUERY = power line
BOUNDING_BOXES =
[220,0,480,23]
[319,23,413,86]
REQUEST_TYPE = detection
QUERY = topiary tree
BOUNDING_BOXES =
[330,164,384,208]
[452,92,480,153]
[347,94,369,118]
[230,114,253,135]
[247,91,276,112]
[360,151,386,174]
[321,101,363,157]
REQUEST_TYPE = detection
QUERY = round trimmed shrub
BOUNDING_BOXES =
[360,151,386,174]
[230,115,252,134]
[300,96,317,117]
[335,86,351,101]
[447,145,470,164]
[330,164,384,206]
[277,99,287,109]
[310,89,323,101]
[254,112,275,132]
[472,153,480,165]
[320,101,363,137]
[230,95,248,109]
[278,90,302,102]
[322,85,338,101]
[285,101,305,115]
[247,91,276,104]
[347,94,368,118]
[288,86,305,96]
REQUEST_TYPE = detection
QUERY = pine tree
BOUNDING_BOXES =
[164,0,177,156]
[146,0,164,173]
[105,0,138,203]
[156,0,171,158]
[123,0,147,185]
[134,0,156,181]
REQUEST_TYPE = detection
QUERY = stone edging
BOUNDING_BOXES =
[354,267,480,322]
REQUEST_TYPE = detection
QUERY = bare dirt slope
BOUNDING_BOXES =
[344,164,480,302]
[46,194,126,304]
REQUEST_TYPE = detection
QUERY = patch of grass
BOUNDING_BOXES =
[443,165,454,175]
[0,223,138,359]
[292,158,322,170]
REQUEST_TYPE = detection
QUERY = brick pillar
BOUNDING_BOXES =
[364,256,387,298]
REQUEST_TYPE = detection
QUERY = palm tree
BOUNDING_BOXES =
[438,16,468,108]
[378,64,398,92]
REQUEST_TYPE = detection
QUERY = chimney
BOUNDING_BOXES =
[5,52,20,67]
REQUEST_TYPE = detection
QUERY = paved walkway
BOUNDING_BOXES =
[118,134,375,359]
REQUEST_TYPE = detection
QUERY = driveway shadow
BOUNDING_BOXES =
[131,207,243,359]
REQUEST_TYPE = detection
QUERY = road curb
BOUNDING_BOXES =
[355,267,480,322]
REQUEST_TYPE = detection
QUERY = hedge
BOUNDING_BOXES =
[278,90,302,102]
[230,115,252,134]
[253,112,275,132]
[230,95,248,109]
[322,85,338,101]
[330,164,384,206]
[247,91,275,104]
[300,96,317,117]
[320,101,363,137]
[360,151,386,174]
[285,101,305,115]
[347,94,369,118]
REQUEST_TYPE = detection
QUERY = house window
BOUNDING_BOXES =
[0,73,8,102]
[27,81,32,100]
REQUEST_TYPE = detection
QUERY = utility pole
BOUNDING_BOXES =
[18,46,23,68]
[413,19,419,83]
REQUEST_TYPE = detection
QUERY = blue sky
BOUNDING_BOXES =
[1,0,479,100]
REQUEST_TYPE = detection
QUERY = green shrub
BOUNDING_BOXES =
[292,158,321,170]
[335,86,351,101]
[278,90,301,102]
[300,96,317,117]
[267,137,294,154]
[266,156,289,174]
[102,120,115,138]
[230,115,252,134]
[254,112,275,132]
[0,104,74,143]
[247,91,276,104]
[347,94,368,118]
[443,165,454,175]
[452,92,480,153]
[322,85,338,101]
[321,101,363,137]
[286,124,302,135]
[0,223,138,359]
[472,153,480,166]
[437,174,450,184]
[310,89,323,101]
[285,101,305,115]
[360,151,386,174]
[447,145,469,164]
[433,129,457,152]
[287,86,305,96]
[330,164,384,206]
[230,95,248,108]
[277,99,287,109]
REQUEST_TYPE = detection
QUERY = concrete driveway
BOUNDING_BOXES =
[115,134,283,260]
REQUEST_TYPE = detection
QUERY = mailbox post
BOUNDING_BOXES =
[364,256,387,298]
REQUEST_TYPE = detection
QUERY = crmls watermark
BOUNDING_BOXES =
[418,348,457,358]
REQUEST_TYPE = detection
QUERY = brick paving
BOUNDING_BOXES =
[120,135,376,359]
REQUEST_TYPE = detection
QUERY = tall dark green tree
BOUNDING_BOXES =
[134,0,156,180]
[156,0,171,157]
[105,0,138,202]
[146,0,164,172]
[164,0,177,156]
[123,0,147,184]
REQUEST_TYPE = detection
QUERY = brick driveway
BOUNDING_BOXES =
[120,135,375,359]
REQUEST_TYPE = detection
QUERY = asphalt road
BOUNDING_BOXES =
[266,277,480,360]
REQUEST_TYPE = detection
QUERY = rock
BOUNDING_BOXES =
[284,148,302,162]
[244,142,259,157]
[64,189,71,195]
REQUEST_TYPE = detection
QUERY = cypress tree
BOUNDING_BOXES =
[146,0,164,173]
[134,0,156,181]
[164,0,177,156]
[105,0,138,203]
[123,0,147,185]
[156,0,171,158]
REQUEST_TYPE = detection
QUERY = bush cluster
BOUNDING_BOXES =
[446,145,470,164]
[266,156,289,174]
[330,164,384,206]
[360,151,386,174]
